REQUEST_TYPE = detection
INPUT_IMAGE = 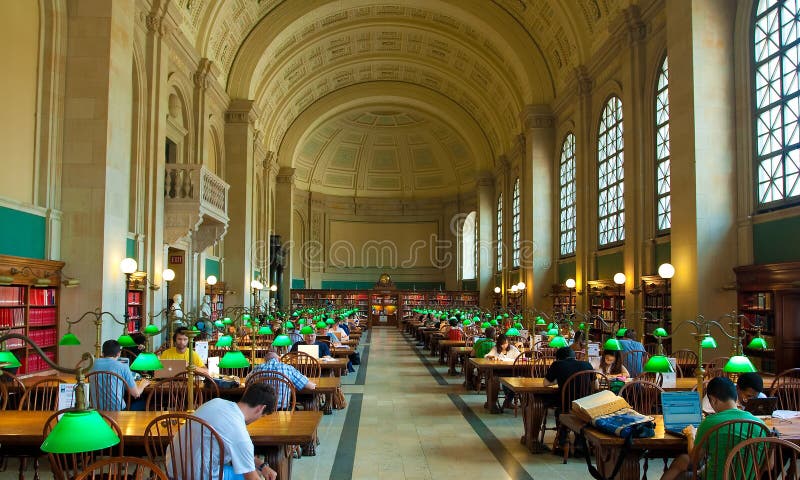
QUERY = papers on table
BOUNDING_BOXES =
[772,410,800,419]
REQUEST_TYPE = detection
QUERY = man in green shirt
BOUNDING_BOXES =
[472,327,496,358]
[661,377,768,480]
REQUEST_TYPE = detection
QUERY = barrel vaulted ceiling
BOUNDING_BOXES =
[174,0,624,197]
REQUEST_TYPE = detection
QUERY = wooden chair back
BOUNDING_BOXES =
[145,378,203,411]
[689,419,771,480]
[18,377,64,411]
[43,409,124,480]
[618,380,664,415]
[531,356,550,378]
[770,368,800,411]
[0,380,7,410]
[633,371,664,387]
[644,342,659,356]
[561,370,608,412]
[512,354,535,378]
[673,349,698,377]
[172,371,220,400]
[288,332,303,344]
[0,371,26,410]
[244,371,296,411]
[218,365,251,378]
[723,436,800,480]
[706,357,730,379]
[144,413,225,480]
[85,371,132,411]
[281,352,321,379]
[74,456,167,480]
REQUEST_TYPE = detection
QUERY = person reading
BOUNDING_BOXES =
[596,349,629,379]
[90,339,150,410]
[249,351,315,410]
[159,327,208,375]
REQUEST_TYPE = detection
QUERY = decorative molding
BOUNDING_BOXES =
[575,66,593,97]
[276,167,296,184]
[225,99,259,125]
[521,104,554,130]
[193,58,213,89]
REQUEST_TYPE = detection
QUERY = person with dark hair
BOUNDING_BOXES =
[619,329,646,378]
[167,383,279,480]
[570,330,586,353]
[737,372,767,404]
[250,351,315,410]
[596,349,629,379]
[485,334,521,361]
[472,327,497,358]
[159,327,208,374]
[89,339,149,410]
[661,377,767,480]
[290,332,332,358]
[122,332,147,360]
[543,347,595,389]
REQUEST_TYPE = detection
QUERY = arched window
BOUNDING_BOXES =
[496,193,503,272]
[559,133,577,256]
[655,56,671,232]
[598,96,625,247]
[753,0,800,207]
[511,178,521,268]
[462,211,477,280]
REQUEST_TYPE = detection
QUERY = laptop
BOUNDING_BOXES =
[661,391,703,436]
[298,344,320,359]
[744,397,779,416]
[154,359,187,378]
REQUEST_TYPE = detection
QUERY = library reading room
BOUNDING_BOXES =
[1,1,800,479]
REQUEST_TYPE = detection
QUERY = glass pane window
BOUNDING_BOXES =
[496,193,503,272]
[655,57,672,232]
[559,133,576,256]
[512,178,521,268]
[598,96,625,246]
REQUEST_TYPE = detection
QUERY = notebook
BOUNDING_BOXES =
[744,397,778,416]
[661,391,703,436]
[298,344,320,359]
[154,359,187,378]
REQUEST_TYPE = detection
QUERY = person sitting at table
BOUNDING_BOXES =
[249,351,315,410]
[484,334,521,362]
[661,376,767,480]
[290,332,332,358]
[618,329,646,378]
[337,316,351,336]
[570,330,586,354]
[596,349,629,379]
[472,327,496,358]
[544,346,595,449]
[737,372,767,405]
[159,327,209,375]
[90,339,150,410]
[167,383,278,480]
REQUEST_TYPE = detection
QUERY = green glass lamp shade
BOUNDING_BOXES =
[316,321,327,329]
[326,318,335,325]
[495,316,502,321]
[242,319,251,327]
[130,352,163,371]
[644,355,674,373]
[747,337,768,350]
[700,336,718,349]
[578,323,586,330]
[223,317,232,325]
[219,350,251,369]
[300,326,314,335]
[490,320,499,326]
[603,338,623,351]
[143,323,161,335]
[481,321,492,329]
[548,323,558,330]
[272,335,293,347]
[505,327,521,337]
[258,326,273,335]
[472,316,481,323]
[616,328,628,337]
[214,321,225,329]
[59,332,81,346]
[653,327,669,337]
[215,335,233,347]
[292,311,299,317]
[513,322,523,330]
[503,313,509,318]
[284,321,295,330]
[40,410,120,453]
[549,335,569,348]
[117,334,136,347]
[0,350,21,368]
[462,319,473,326]
[242,314,251,322]
[547,327,559,336]
[298,319,306,325]
[536,317,546,325]
[723,355,757,373]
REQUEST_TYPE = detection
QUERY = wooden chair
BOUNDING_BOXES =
[281,352,321,379]
[618,380,664,415]
[244,370,296,411]
[574,350,587,361]
[673,349,698,378]
[0,380,7,410]
[557,370,609,464]
[218,365,251,378]
[85,370,132,411]
[173,370,220,400]
[770,368,800,411]
[706,356,730,379]
[0,371,26,410]
[18,376,64,411]
[688,419,771,480]
[634,371,664,387]
[723,436,800,480]
[145,378,203,411]
[144,413,225,480]
[644,342,659,356]
[74,456,167,480]
[44,409,124,480]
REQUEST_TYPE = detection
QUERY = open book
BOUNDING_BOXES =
[572,390,631,421]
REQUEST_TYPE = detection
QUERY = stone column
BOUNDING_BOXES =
[275,167,296,308]
[223,100,259,308]
[476,174,495,307]
[521,105,555,313]
[667,0,738,352]
[574,67,594,312]
[59,0,135,366]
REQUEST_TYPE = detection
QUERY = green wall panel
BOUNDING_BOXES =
[462,279,478,291]
[0,206,45,259]
[205,259,220,277]
[318,280,445,291]
[655,242,671,266]
[126,238,135,259]
[291,278,306,289]
[558,261,576,283]
[596,252,624,279]
[754,216,800,264]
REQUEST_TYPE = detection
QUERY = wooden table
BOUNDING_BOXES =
[437,340,466,365]
[330,346,354,358]
[499,377,561,453]
[0,410,322,480]
[467,358,518,413]
[429,333,445,356]
[448,347,473,376]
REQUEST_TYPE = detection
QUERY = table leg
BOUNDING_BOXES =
[487,370,502,413]
[448,349,458,375]
[323,391,333,415]
[519,393,550,453]
[439,345,447,365]
[263,445,292,480]
[465,363,474,390]
[589,441,642,480]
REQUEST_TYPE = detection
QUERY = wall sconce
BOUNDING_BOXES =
[493,286,501,294]
[162,268,175,283]
[9,266,51,285]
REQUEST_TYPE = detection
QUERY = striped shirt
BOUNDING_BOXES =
[250,359,309,410]
[89,357,137,410]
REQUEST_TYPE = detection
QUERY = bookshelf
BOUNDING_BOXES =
[371,293,398,326]
[204,283,225,321]
[587,279,624,340]
[0,254,63,374]
[734,262,800,375]
[640,275,671,353]
[550,284,575,315]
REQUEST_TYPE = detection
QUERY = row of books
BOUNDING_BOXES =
[0,286,24,305]
[0,307,25,327]
[742,292,773,310]
[29,287,57,306]
[22,350,56,374]
[29,307,57,326]
[742,311,775,332]
[28,327,57,348]
[644,296,671,307]
[591,298,625,309]
[127,291,142,304]
[3,328,25,348]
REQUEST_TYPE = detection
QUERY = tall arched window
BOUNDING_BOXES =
[496,193,503,271]
[559,133,577,256]
[754,0,800,207]
[598,96,625,247]
[511,178,521,268]
[462,211,477,280]
[655,56,671,232]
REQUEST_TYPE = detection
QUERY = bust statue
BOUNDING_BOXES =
[170,293,184,319]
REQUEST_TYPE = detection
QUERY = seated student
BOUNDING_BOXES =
[544,346,595,391]
[618,329,646,378]
[90,339,150,410]
[570,330,586,353]
[737,372,767,405]
[472,327,497,358]
[596,349,629,379]
[249,351,315,410]
[159,327,208,375]
[661,377,767,480]
[484,334,521,361]
[337,317,351,336]
[290,332,332,358]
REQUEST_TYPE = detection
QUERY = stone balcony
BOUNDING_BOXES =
[164,164,229,251]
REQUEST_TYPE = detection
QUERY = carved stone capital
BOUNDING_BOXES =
[476,175,495,188]
[574,65,593,97]
[520,104,554,131]
[619,5,647,46]
[276,167,296,184]
[225,99,259,125]
[193,58,213,89]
